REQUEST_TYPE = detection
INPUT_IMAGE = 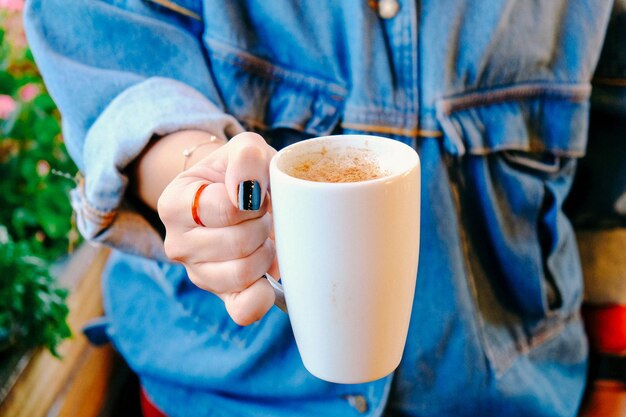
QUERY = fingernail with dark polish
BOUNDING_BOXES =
[238,180,261,210]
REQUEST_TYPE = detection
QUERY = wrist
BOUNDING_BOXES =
[131,130,225,211]
[181,133,225,171]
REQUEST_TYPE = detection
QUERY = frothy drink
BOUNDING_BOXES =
[269,134,420,383]
[287,147,386,183]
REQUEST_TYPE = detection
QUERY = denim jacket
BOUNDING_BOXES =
[24,1,626,416]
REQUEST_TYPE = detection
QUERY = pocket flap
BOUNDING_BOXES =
[436,83,592,157]
[206,39,347,136]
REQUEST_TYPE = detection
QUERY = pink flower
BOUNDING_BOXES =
[0,95,17,119]
[36,160,51,176]
[0,0,23,11]
[19,84,40,101]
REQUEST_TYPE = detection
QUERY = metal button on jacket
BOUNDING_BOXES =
[378,0,400,19]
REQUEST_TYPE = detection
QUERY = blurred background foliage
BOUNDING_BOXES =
[0,3,76,356]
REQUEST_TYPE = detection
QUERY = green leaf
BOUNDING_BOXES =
[40,216,66,239]
[11,207,38,235]
[0,70,15,94]
[33,116,61,145]
[0,31,74,355]
[33,93,56,113]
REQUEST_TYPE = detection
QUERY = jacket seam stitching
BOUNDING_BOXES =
[447,161,499,376]
[501,312,581,371]
[438,83,591,115]
[205,39,348,97]
[465,144,585,158]
[75,179,117,227]
[341,122,443,138]
[344,104,421,117]
[241,118,305,133]
[143,0,201,21]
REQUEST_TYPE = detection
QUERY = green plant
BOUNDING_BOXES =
[0,11,76,355]
[0,226,71,356]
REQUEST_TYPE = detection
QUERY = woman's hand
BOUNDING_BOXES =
[156,132,280,325]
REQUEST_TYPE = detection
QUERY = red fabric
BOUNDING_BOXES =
[583,304,626,354]
[140,388,168,417]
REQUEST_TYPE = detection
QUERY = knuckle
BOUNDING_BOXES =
[261,238,276,261]
[235,137,269,163]
[228,234,251,259]
[226,240,274,291]
[233,131,266,147]
[163,235,184,261]
[230,261,254,289]
[238,145,265,165]
[218,197,239,226]
[186,270,211,292]
[157,193,176,224]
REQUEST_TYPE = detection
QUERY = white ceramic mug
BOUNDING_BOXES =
[268,134,420,384]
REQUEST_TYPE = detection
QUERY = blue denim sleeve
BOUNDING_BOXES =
[569,0,626,304]
[23,0,243,259]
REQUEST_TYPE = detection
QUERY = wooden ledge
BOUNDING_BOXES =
[0,245,121,417]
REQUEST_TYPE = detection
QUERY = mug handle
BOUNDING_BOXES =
[264,274,288,313]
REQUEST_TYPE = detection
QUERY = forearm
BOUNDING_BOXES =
[131,130,225,211]
[26,0,246,259]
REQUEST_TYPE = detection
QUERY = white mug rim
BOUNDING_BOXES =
[269,134,420,188]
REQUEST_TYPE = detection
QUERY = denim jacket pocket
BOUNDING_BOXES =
[436,83,590,375]
[203,38,347,140]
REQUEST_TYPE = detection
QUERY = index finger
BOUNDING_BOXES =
[224,132,275,211]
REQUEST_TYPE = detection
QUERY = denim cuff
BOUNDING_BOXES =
[579,228,626,304]
[71,77,244,259]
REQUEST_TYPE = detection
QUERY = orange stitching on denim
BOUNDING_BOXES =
[439,83,592,116]
[240,118,308,133]
[207,39,348,97]
[145,0,201,21]
[74,179,117,231]
[515,312,580,360]
[341,122,443,138]
[463,144,585,158]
